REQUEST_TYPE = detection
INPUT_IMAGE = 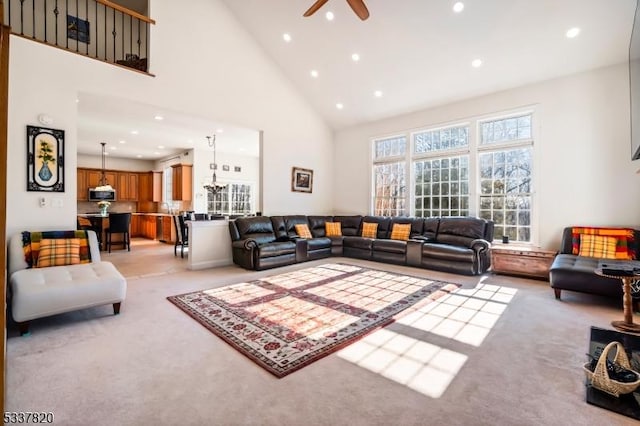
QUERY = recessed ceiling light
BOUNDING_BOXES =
[75,99,80,103]
[566,27,580,38]
[136,154,143,158]
[453,2,464,13]
[154,151,160,155]
[351,53,360,62]
[374,90,383,98]
[471,59,483,68]
[158,145,165,149]
[119,140,126,144]
[326,11,334,21]
[110,146,117,150]
[187,139,193,144]
[104,152,109,156]
[336,103,344,110]
[154,115,164,121]
[131,130,139,135]
[216,128,224,133]
[310,70,319,78]
[283,33,292,42]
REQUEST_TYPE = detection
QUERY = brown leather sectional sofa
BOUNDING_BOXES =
[228,215,494,276]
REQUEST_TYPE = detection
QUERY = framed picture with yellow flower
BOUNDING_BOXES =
[27,125,65,192]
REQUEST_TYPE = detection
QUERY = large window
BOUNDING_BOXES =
[207,183,254,216]
[478,114,533,242]
[372,136,407,216]
[371,112,535,243]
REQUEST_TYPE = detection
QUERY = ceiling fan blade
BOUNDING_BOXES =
[303,0,330,17]
[346,0,370,20]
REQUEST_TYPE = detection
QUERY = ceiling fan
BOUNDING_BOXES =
[304,0,370,21]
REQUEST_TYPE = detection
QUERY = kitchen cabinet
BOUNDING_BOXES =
[77,168,88,200]
[139,171,162,202]
[171,164,192,201]
[130,214,141,237]
[117,172,139,201]
[86,169,117,189]
[160,216,176,243]
[139,215,156,240]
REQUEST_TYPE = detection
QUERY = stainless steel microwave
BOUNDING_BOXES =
[88,189,117,201]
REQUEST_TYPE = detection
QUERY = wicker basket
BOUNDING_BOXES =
[583,341,640,397]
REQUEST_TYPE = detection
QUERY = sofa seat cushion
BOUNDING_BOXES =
[307,237,332,251]
[422,243,475,262]
[372,239,407,254]
[549,254,621,297]
[343,236,373,250]
[257,241,296,258]
[9,261,127,323]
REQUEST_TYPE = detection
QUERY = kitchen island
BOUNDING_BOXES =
[187,219,232,270]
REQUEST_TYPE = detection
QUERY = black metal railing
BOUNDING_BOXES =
[3,0,154,72]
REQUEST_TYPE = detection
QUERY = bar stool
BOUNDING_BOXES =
[106,213,131,252]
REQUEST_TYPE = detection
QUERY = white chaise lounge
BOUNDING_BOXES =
[8,230,127,335]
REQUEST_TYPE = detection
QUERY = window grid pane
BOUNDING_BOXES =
[207,183,253,215]
[478,147,532,242]
[374,136,407,160]
[414,155,469,218]
[373,162,406,216]
[414,125,469,154]
[481,114,532,145]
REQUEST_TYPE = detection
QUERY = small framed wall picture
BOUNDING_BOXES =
[222,165,230,171]
[234,166,241,172]
[291,166,313,193]
[210,163,217,170]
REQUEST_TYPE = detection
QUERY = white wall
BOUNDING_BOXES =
[7,0,334,237]
[333,63,638,250]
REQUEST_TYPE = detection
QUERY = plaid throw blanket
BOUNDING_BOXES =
[571,227,635,260]
[22,230,92,268]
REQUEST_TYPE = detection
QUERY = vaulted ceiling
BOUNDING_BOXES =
[222,0,636,130]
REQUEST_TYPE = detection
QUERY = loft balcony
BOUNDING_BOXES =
[2,0,154,74]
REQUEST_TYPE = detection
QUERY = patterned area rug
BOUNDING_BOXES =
[168,263,459,377]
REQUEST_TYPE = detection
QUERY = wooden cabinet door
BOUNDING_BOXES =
[117,173,129,200]
[130,215,140,237]
[88,170,116,188]
[77,168,88,200]
[171,164,192,201]
[162,216,174,243]
[138,173,151,201]
[152,171,162,202]
[128,173,138,201]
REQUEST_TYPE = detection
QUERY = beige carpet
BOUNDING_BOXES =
[5,239,639,425]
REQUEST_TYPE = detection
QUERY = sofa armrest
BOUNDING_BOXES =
[469,238,490,253]
[232,239,259,250]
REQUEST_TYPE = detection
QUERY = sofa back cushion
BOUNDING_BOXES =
[308,216,333,237]
[283,215,310,238]
[362,216,391,239]
[333,216,363,236]
[422,218,440,240]
[436,217,489,247]
[390,217,424,239]
[235,217,277,245]
[269,216,288,240]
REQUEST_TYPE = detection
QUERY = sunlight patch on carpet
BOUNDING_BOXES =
[338,328,468,398]
[397,281,516,347]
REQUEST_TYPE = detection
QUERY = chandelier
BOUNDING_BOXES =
[203,134,227,194]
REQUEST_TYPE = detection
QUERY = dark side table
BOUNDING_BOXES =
[595,265,640,333]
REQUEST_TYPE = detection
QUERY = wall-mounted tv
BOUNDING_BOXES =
[631,0,640,160]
